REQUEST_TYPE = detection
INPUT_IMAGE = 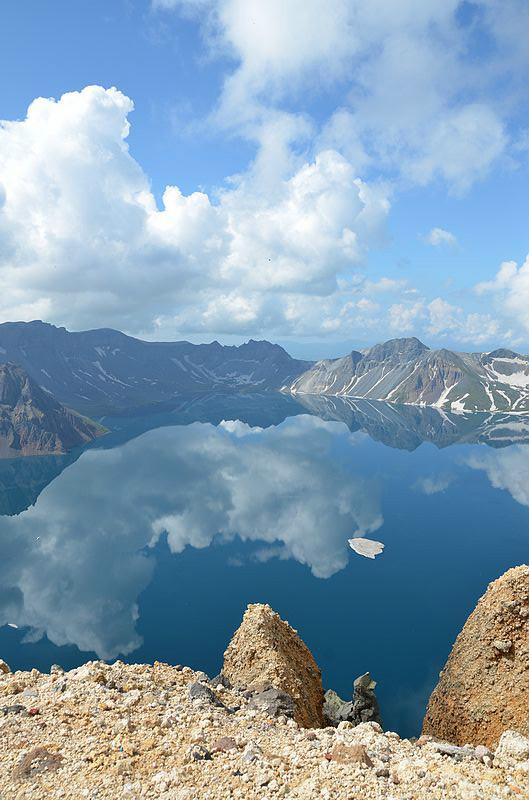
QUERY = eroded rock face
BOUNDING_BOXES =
[423,565,529,748]
[222,603,324,728]
[0,363,104,457]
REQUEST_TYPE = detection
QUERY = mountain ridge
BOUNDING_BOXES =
[0,321,312,413]
[285,336,529,413]
[2,324,529,414]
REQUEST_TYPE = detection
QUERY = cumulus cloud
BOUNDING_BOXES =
[466,446,529,508]
[0,86,389,336]
[154,0,523,190]
[427,297,500,344]
[475,255,529,335]
[425,227,457,247]
[0,415,383,657]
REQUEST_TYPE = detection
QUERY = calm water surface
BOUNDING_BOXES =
[0,393,528,736]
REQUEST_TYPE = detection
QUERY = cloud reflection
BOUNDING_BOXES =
[0,416,383,659]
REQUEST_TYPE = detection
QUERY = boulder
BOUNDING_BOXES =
[495,730,529,764]
[423,565,529,748]
[222,603,324,728]
[350,673,382,727]
[324,673,382,728]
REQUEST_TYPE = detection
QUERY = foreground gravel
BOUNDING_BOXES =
[1,660,528,800]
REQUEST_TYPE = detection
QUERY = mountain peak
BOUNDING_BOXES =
[364,337,429,362]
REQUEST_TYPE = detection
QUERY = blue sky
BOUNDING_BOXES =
[0,0,528,355]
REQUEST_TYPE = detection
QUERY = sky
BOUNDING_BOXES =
[0,0,528,356]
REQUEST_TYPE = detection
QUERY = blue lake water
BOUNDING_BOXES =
[0,393,528,737]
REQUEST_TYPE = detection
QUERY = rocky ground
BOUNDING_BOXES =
[2,658,529,800]
[2,578,529,800]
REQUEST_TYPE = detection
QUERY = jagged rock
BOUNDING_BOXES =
[222,603,324,728]
[428,742,475,761]
[323,689,351,725]
[324,674,382,728]
[246,685,295,719]
[187,682,224,707]
[350,673,383,727]
[209,673,231,690]
[0,659,11,675]
[423,565,529,748]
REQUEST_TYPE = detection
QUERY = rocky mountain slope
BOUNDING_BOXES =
[0,321,311,413]
[295,393,529,450]
[423,564,529,748]
[286,337,529,413]
[0,363,104,457]
[2,601,529,799]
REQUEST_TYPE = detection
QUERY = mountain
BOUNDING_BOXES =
[285,337,529,413]
[294,394,529,451]
[0,321,311,413]
[0,363,104,457]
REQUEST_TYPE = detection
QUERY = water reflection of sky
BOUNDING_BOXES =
[0,398,528,737]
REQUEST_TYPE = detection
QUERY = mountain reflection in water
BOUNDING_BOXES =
[1,393,528,737]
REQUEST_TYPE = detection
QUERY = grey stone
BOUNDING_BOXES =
[430,741,475,760]
[187,681,225,707]
[210,672,232,690]
[246,686,295,719]
[189,744,212,762]
[349,673,383,727]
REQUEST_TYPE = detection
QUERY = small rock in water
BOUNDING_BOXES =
[348,538,384,559]
[0,659,11,674]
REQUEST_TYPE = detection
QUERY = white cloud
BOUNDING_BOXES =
[414,474,454,495]
[427,297,500,344]
[466,446,529,508]
[475,254,529,333]
[425,227,457,247]
[154,0,523,190]
[388,301,425,332]
[0,86,389,336]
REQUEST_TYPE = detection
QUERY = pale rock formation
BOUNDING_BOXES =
[222,603,324,728]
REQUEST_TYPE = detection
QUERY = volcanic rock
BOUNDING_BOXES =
[423,565,529,748]
[222,603,324,728]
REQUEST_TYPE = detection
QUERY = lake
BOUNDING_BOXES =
[0,392,528,737]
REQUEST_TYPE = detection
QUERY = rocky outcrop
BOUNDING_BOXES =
[423,565,529,748]
[0,363,104,457]
[222,603,325,728]
[324,673,383,728]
